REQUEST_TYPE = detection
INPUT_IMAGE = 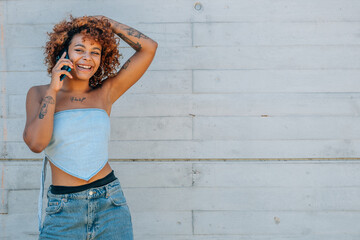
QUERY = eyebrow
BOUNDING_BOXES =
[74,44,101,51]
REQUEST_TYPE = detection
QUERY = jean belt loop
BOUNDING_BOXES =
[62,194,68,202]
[105,183,110,198]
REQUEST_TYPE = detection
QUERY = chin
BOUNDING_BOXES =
[73,74,94,81]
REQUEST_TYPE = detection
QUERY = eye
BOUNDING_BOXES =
[92,52,100,55]
[75,49,83,52]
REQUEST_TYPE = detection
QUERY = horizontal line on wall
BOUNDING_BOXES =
[2,158,360,162]
[2,68,360,73]
[4,20,360,26]
[5,45,360,49]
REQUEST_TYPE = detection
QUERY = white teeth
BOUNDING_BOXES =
[78,65,91,69]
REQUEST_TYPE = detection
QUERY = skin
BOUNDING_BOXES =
[23,16,158,186]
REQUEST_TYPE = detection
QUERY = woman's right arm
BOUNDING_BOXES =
[23,51,73,153]
[23,86,57,153]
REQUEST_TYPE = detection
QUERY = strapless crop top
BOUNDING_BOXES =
[38,108,110,231]
[44,108,110,180]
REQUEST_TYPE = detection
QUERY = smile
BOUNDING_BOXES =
[77,64,92,69]
[77,64,93,72]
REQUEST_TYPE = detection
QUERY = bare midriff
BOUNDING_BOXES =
[49,161,113,186]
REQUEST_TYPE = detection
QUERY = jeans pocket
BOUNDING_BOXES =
[45,197,64,215]
[109,188,127,206]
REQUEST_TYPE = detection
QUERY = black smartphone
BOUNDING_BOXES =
[55,48,71,81]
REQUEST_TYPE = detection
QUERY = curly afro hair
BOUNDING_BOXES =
[44,15,121,89]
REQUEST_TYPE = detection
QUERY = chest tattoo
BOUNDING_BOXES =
[70,96,86,103]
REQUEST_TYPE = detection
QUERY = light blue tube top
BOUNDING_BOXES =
[45,108,110,180]
[38,108,110,231]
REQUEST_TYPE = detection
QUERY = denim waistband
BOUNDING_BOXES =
[47,177,121,200]
[50,170,117,194]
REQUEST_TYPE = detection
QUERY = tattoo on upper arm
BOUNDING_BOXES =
[121,59,131,70]
[39,96,55,119]
[123,27,149,39]
[118,33,142,51]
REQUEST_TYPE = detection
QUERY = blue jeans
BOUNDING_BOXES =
[39,179,133,240]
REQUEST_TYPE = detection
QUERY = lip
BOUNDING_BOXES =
[76,64,93,72]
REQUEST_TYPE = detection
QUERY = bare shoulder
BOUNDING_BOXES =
[36,84,51,96]
[24,84,49,128]
[26,84,49,103]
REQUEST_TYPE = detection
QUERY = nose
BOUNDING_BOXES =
[82,51,91,60]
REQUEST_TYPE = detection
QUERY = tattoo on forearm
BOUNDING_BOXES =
[70,97,86,103]
[121,59,131,70]
[118,33,142,51]
[39,96,55,119]
[123,27,149,39]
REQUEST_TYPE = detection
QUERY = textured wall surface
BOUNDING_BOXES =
[2,160,360,239]
[0,0,360,239]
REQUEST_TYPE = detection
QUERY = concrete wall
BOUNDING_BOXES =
[2,160,360,239]
[1,0,360,239]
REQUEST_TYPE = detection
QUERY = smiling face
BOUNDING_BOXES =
[67,33,102,81]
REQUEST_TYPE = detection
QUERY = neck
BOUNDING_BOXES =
[61,77,92,93]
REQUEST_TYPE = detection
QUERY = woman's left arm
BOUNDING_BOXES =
[96,16,158,104]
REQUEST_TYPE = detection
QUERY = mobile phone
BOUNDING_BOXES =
[55,48,71,81]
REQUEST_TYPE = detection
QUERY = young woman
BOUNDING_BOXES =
[23,15,157,239]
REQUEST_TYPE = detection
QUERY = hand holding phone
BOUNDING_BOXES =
[55,48,72,81]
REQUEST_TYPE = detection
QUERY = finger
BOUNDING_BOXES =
[61,51,67,59]
[57,60,74,69]
[59,70,73,79]
[54,58,74,69]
